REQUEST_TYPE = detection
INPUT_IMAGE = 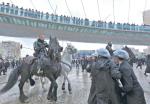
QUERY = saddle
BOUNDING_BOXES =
[23,56,37,65]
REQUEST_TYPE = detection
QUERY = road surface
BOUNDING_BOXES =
[0,64,150,104]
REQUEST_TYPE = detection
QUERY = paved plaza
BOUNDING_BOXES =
[0,65,150,104]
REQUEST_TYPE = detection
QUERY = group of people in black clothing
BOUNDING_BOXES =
[86,42,147,104]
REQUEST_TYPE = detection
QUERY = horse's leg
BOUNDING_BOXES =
[66,73,72,94]
[47,76,54,101]
[47,76,58,101]
[29,75,35,86]
[52,80,58,101]
[62,75,66,92]
[19,74,30,102]
[3,68,6,75]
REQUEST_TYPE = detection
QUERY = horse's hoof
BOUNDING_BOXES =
[24,95,28,99]
[43,89,47,93]
[53,97,57,101]
[19,98,29,103]
[48,100,53,103]
[62,87,65,90]
[62,83,65,90]
[47,96,53,101]
[145,73,148,76]
[24,99,30,103]
[69,91,72,94]
[63,90,67,93]
[19,95,29,103]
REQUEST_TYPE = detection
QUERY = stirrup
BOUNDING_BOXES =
[37,65,42,73]
[37,69,43,74]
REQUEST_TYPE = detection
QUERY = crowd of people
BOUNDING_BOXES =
[0,2,150,32]
[0,55,21,76]
[72,43,150,104]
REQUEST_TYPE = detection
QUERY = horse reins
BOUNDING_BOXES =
[61,61,72,71]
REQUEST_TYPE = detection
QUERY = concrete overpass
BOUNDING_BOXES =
[0,13,150,45]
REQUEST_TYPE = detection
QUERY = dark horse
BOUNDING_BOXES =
[0,36,63,103]
[107,45,136,67]
[122,46,136,67]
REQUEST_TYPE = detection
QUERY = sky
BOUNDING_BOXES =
[0,0,150,24]
[0,36,148,57]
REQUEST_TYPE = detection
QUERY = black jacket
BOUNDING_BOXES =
[33,39,48,57]
[119,61,146,104]
[88,58,121,104]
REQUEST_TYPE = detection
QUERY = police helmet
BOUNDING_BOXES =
[97,48,111,58]
[113,49,129,60]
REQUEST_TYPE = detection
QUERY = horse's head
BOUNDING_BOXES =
[65,43,77,55]
[122,46,136,60]
[48,36,63,61]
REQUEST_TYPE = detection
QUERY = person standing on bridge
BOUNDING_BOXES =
[106,41,114,56]
[87,48,121,104]
[113,49,146,104]
[33,34,49,74]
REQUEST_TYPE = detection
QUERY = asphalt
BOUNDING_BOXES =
[0,64,150,104]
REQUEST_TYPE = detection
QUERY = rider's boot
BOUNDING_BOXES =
[37,59,43,75]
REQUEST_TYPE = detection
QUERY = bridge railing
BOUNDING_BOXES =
[0,2,150,33]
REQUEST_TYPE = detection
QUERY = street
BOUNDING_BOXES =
[0,64,150,104]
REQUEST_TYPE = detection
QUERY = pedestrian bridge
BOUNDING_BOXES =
[0,13,150,45]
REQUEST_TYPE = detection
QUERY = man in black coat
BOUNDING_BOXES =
[106,42,113,56]
[144,54,150,76]
[136,59,143,69]
[87,48,121,104]
[113,49,146,104]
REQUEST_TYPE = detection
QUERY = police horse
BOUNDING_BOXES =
[122,46,136,67]
[107,45,136,66]
[39,43,77,94]
[61,44,77,94]
[0,36,63,103]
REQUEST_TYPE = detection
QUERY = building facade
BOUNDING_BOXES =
[143,10,150,25]
[143,46,150,54]
[0,41,21,60]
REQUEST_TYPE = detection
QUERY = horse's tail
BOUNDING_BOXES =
[0,65,21,94]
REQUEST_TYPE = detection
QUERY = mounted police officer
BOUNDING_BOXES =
[144,54,150,76]
[33,34,48,57]
[106,41,113,56]
[87,48,121,104]
[33,34,49,74]
[113,49,146,104]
